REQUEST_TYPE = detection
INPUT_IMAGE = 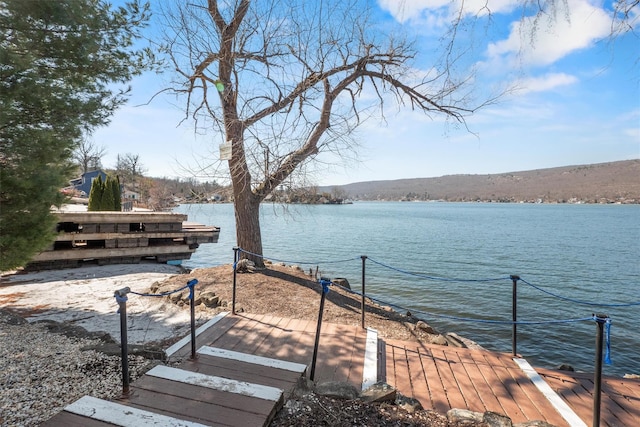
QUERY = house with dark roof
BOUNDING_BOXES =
[69,169,107,198]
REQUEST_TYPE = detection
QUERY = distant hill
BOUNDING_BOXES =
[320,160,640,203]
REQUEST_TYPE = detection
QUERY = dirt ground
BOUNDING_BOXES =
[155,261,453,345]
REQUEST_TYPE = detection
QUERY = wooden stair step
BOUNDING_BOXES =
[197,346,307,373]
[60,395,207,426]
[146,365,284,402]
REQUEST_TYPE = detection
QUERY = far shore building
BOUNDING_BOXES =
[68,169,107,198]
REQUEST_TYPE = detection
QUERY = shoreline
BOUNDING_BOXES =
[1,261,475,349]
[3,262,634,378]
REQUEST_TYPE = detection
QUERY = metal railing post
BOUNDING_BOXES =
[511,275,520,356]
[114,287,131,396]
[310,278,331,381]
[593,314,609,427]
[188,279,199,359]
[361,255,367,329]
[232,247,239,315]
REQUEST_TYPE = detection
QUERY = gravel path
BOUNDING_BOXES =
[0,312,149,427]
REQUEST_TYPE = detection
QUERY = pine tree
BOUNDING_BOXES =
[0,0,154,270]
[88,175,104,211]
[113,176,122,212]
[101,176,115,211]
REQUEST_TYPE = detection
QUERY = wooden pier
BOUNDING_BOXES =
[27,212,219,270]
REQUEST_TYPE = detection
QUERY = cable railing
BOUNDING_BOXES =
[231,246,636,427]
[109,247,636,427]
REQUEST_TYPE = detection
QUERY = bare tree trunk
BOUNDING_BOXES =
[227,120,265,267]
[233,189,263,267]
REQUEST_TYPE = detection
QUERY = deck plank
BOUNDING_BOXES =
[169,315,240,360]
[429,346,469,410]
[129,377,274,426]
[482,351,549,422]
[538,367,640,427]
[443,348,488,414]
[405,344,433,410]
[180,354,302,393]
[409,343,450,413]
[41,411,115,427]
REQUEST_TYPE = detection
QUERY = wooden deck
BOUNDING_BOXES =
[537,367,640,427]
[43,313,639,426]
[381,338,640,427]
[167,312,369,388]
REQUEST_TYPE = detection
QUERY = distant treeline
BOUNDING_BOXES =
[318,160,640,204]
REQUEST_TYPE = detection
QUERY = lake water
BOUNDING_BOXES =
[175,202,640,377]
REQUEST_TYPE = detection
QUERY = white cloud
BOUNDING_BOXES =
[378,0,614,69]
[486,0,612,67]
[513,72,579,94]
[378,0,450,23]
[378,0,519,23]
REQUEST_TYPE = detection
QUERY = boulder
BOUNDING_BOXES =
[483,411,513,427]
[200,291,220,308]
[315,381,359,400]
[333,278,351,290]
[427,334,449,346]
[395,394,423,413]
[360,382,397,403]
[415,320,438,334]
[556,364,574,371]
[447,408,484,425]
[169,290,185,304]
[236,259,256,273]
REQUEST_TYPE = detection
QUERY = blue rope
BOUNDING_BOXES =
[114,293,127,314]
[388,302,594,325]
[330,279,594,326]
[319,278,331,294]
[367,257,511,283]
[130,279,198,298]
[520,278,640,307]
[238,247,360,266]
[235,249,639,308]
[130,284,190,297]
[591,315,613,365]
[187,279,198,301]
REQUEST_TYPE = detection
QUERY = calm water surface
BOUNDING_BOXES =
[175,202,640,377]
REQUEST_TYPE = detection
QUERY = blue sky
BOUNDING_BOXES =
[93,0,639,186]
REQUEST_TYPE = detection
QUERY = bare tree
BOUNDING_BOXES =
[115,152,147,189]
[160,0,490,266]
[73,138,107,174]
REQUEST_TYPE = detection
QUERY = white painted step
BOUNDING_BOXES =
[147,365,283,402]
[197,346,307,374]
[165,311,230,357]
[361,327,378,390]
[513,358,588,427]
[64,395,207,427]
